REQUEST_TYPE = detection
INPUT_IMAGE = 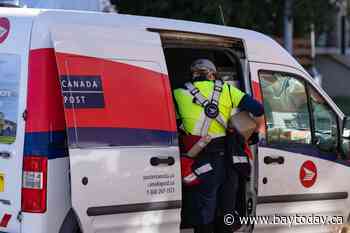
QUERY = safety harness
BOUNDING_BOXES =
[184,80,227,134]
[180,80,251,185]
[181,80,226,185]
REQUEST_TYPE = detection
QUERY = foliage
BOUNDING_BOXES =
[113,0,338,38]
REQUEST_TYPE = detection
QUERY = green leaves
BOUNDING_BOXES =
[116,0,337,38]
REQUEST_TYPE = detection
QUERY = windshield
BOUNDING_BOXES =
[0,54,20,144]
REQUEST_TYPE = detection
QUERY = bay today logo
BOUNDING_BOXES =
[224,213,344,227]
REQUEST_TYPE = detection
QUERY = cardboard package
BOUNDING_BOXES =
[228,111,257,140]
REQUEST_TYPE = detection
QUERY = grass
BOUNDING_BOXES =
[0,136,15,144]
[334,96,350,116]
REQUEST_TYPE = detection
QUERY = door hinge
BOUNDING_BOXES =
[17,211,23,222]
[22,109,28,121]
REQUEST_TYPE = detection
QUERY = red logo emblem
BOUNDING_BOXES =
[0,18,10,44]
[299,160,317,188]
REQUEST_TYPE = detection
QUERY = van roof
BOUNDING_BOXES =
[1,7,305,73]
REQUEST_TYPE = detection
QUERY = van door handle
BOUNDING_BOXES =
[0,199,11,205]
[150,156,175,166]
[264,156,284,165]
[0,151,10,159]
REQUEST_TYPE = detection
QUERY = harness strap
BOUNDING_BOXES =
[184,82,210,107]
[184,80,227,135]
[211,80,223,105]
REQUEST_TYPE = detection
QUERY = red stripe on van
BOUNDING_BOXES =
[251,81,266,133]
[0,213,11,227]
[54,52,176,132]
[26,49,66,132]
[252,81,262,103]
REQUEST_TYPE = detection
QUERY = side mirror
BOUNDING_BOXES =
[340,117,350,160]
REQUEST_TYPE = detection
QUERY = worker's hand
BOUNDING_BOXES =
[253,115,265,133]
[180,156,200,186]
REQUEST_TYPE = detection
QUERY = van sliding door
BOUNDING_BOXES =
[51,24,181,233]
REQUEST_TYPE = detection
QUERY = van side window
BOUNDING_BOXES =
[259,71,312,144]
[308,86,338,152]
[0,54,20,144]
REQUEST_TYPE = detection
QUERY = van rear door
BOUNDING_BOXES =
[51,24,181,233]
[0,15,32,233]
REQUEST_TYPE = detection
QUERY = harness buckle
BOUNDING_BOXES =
[204,103,219,119]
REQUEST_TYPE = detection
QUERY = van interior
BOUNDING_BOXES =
[157,30,253,228]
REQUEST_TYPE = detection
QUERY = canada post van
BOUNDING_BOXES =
[0,6,350,233]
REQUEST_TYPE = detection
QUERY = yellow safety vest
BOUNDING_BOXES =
[174,80,245,138]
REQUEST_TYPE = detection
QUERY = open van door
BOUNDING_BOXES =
[51,24,182,233]
[0,16,31,233]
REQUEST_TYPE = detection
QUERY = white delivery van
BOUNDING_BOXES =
[0,6,349,233]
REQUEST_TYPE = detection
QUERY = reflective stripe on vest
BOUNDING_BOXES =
[183,163,213,184]
[232,156,249,164]
[184,80,227,136]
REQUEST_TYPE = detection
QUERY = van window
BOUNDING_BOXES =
[259,71,312,144]
[308,86,338,152]
[0,54,20,144]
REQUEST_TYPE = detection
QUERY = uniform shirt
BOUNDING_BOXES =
[174,80,245,138]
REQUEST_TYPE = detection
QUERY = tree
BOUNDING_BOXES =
[113,0,338,38]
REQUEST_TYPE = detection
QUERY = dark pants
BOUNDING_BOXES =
[181,138,239,233]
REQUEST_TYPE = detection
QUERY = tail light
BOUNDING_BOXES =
[21,156,47,213]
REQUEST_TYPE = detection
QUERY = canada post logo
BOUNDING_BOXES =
[299,160,317,188]
[0,18,10,44]
[60,75,105,108]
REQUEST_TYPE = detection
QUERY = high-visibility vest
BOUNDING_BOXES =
[174,80,245,138]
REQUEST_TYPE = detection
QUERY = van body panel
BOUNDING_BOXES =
[51,24,168,74]
[26,48,66,134]
[0,14,33,233]
[21,158,70,233]
[69,147,181,233]
[50,24,181,233]
[22,20,70,233]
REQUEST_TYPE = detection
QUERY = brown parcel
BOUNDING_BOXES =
[228,111,257,141]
